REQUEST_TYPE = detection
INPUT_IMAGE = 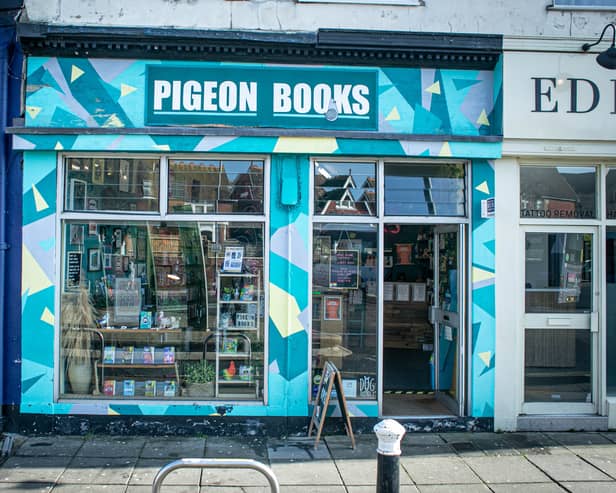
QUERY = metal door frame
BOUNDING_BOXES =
[521,225,599,415]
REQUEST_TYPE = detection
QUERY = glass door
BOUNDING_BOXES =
[523,228,597,414]
[433,225,465,415]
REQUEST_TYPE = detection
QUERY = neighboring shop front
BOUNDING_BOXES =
[13,27,501,431]
[497,41,616,431]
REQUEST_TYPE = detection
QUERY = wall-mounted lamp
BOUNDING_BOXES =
[582,23,616,70]
[325,99,339,122]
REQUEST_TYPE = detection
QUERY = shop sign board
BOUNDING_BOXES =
[504,52,616,141]
[329,250,359,289]
[146,65,378,130]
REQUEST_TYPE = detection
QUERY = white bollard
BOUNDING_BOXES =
[374,419,406,493]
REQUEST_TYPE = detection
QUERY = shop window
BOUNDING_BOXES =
[314,161,376,216]
[606,169,616,219]
[384,163,465,216]
[520,166,596,219]
[525,232,592,314]
[60,220,265,401]
[65,157,160,212]
[311,224,378,400]
[168,159,264,214]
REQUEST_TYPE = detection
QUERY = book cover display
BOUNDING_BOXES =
[103,380,116,396]
[103,346,116,364]
[145,380,157,397]
[123,379,135,396]
[143,346,155,364]
[163,347,175,364]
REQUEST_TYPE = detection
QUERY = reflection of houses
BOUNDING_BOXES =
[168,161,262,213]
[316,171,374,215]
[521,167,595,215]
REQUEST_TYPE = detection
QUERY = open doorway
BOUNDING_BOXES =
[382,224,463,417]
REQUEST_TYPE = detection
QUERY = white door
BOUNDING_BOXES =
[522,226,598,414]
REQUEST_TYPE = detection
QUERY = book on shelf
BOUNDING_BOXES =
[123,379,135,397]
[103,346,116,364]
[103,380,116,396]
[144,380,157,397]
[163,346,175,364]
[222,337,238,353]
[120,346,134,363]
[139,311,152,329]
[163,380,176,397]
[143,346,155,364]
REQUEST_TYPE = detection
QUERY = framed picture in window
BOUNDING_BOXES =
[119,160,130,192]
[92,158,105,185]
[88,248,101,271]
[323,295,342,321]
[69,179,87,211]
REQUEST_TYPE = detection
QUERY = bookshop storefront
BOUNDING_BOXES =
[497,46,616,431]
[14,32,501,430]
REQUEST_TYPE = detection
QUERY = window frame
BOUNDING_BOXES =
[55,152,270,404]
[549,0,616,10]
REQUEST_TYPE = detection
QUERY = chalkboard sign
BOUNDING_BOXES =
[66,251,82,289]
[308,361,355,449]
[329,250,359,289]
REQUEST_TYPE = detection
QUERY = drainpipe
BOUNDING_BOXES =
[0,8,23,422]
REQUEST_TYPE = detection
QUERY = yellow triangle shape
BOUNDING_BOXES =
[385,106,400,121]
[269,283,305,338]
[54,141,64,150]
[26,106,42,119]
[22,245,53,296]
[120,83,137,97]
[477,109,490,126]
[438,142,452,157]
[475,180,490,195]
[274,137,338,154]
[472,266,494,283]
[71,65,85,83]
[153,144,171,151]
[102,114,124,128]
[425,81,441,94]
[32,183,49,212]
[479,351,492,368]
[40,307,55,326]
[107,407,120,415]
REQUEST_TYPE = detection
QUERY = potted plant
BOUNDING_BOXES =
[61,284,99,395]
[182,360,215,397]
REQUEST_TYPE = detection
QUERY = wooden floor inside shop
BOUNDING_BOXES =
[382,392,454,417]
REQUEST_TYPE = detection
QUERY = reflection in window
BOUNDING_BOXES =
[525,329,591,403]
[60,220,264,401]
[314,162,376,216]
[606,169,616,220]
[312,224,378,400]
[525,232,592,314]
[607,228,616,395]
[384,163,465,216]
[65,157,160,212]
[168,159,264,214]
[520,166,596,219]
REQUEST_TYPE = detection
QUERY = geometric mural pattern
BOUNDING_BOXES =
[470,159,496,417]
[23,57,501,137]
[19,57,501,417]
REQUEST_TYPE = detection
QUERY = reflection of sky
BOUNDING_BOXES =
[316,162,374,184]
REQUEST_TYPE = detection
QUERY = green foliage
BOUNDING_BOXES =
[182,360,215,384]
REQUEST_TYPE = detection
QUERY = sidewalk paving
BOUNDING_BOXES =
[0,431,615,492]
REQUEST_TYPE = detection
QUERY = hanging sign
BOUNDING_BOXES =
[308,360,355,449]
[145,65,378,130]
[329,250,359,289]
[66,251,82,290]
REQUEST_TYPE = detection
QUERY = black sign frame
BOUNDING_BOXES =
[329,249,359,289]
[308,360,355,449]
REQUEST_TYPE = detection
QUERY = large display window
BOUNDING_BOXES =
[59,156,266,401]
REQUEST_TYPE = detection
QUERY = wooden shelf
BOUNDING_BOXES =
[98,363,176,369]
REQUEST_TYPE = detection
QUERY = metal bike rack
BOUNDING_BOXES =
[152,458,280,493]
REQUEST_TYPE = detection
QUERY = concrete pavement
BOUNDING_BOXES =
[0,431,616,491]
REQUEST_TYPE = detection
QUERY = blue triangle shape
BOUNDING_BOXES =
[484,239,495,255]
[23,373,46,394]
[452,78,481,91]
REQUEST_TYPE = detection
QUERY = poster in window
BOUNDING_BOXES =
[69,224,83,246]
[222,246,244,272]
[411,282,427,302]
[323,295,342,321]
[395,282,410,302]
[329,250,359,289]
[66,251,82,290]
